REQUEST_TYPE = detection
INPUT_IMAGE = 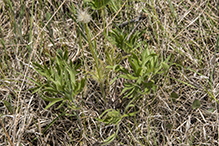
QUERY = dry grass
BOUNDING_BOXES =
[0,0,219,145]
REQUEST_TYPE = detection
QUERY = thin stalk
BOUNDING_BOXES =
[101,8,107,102]
[85,23,99,67]
[84,23,103,110]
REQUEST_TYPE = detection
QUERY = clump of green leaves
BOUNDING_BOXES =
[89,0,112,10]
[109,28,145,53]
[31,49,85,110]
[97,46,171,145]
[110,46,171,99]
[95,108,139,145]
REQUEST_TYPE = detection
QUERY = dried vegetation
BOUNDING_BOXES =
[0,0,219,145]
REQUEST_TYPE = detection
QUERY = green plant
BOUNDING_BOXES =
[30,49,85,110]
[109,28,145,53]
[88,0,112,10]
[96,107,139,145]
[96,46,171,145]
[26,49,87,142]
[110,46,171,100]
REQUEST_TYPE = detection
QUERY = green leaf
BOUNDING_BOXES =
[207,108,214,113]
[136,76,144,85]
[128,54,140,74]
[97,109,113,119]
[136,67,143,77]
[91,0,112,10]
[122,87,136,98]
[119,74,138,80]
[57,49,63,58]
[170,92,178,102]
[128,58,138,74]
[131,52,140,64]
[108,64,128,73]
[120,83,135,95]
[142,54,157,67]
[42,110,66,134]
[192,99,201,110]
[102,124,120,145]
[110,76,118,85]
[67,65,76,85]
[67,103,81,110]
[63,49,69,61]
[43,86,58,93]
[28,85,43,94]
[77,78,86,92]
[96,109,122,125]
[161,62,169,72]
[55,100,67,110]
[128,111,139,117]
[45,98,64,110]
[3,100,14,114]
